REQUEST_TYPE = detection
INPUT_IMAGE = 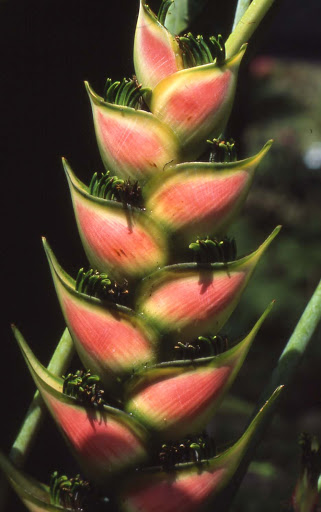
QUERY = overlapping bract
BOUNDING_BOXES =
[4,1,282,511]
[14,326,149,484]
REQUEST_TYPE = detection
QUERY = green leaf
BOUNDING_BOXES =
[164,0,208,35]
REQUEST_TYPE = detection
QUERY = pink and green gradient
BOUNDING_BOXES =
[43,238,159,387]
[137,227,280,340]
[63,159,168,281]
[145,142,272,239]
[121,466,228,512]
[126,366,233,438]
[15,333,149,484]
[62,293,158,385]
[43,391,147,482]
[138,270,245,340]
[125,305,272,438]
[120,387,283,512]
[134,0,184,93]
[85,82,181,181]
[150,46,246,161]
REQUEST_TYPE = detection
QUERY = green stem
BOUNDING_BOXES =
[226,0,276,59]
[259,278,321,402]
[10,328,74,464]
[232,0,251,31]
[214,279,321,509]
[0,328,74,507]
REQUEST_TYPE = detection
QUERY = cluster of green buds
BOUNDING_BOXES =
[0,1,286,511]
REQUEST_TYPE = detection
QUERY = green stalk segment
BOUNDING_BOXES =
[232,0,251,31]
[226,0,277,59]
[10,328,74,466]
[0,329,74,509]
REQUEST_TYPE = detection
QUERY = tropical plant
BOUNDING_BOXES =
[1,0,321,511]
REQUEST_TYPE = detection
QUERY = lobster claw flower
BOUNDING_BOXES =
[85,82,181,181]
[150,45,247,161]
[145,141,273,240]
[63,159,168,281]
[120,386,283,512]
[134,0,184,93]
[0,451,66,512]
[124,303,273,438]
[136,227,280,340]
[43,238,159,389]
[13,326,149,484]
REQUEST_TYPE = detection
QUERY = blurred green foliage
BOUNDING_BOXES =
[222,57,321,511]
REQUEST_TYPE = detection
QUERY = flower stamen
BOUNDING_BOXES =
[50,471,91,511]
[75,268,129,303]
[178,33,226,68]
[207,137,237,163]
[174,334,229,360]
[62,369,106,408]
[103,77,150,109]
[189,236,237,263]
[89,171,144,208]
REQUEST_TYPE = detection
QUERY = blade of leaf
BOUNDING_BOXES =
[164,0,208,35]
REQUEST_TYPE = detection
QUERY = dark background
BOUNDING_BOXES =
[0,0,321,510]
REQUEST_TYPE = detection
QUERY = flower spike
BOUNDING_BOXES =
[134,0,184,93]
[85,82,181,181]
[42,238,159,389]
[119,387,283,512]
[13,326,149,484]
[150,45,247,161]
[145,141,273,240]
[63,159,168,281]
[136,227,281,340]
[124,303,274,439]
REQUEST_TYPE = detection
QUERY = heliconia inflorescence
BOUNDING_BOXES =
[1,1,286,511]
